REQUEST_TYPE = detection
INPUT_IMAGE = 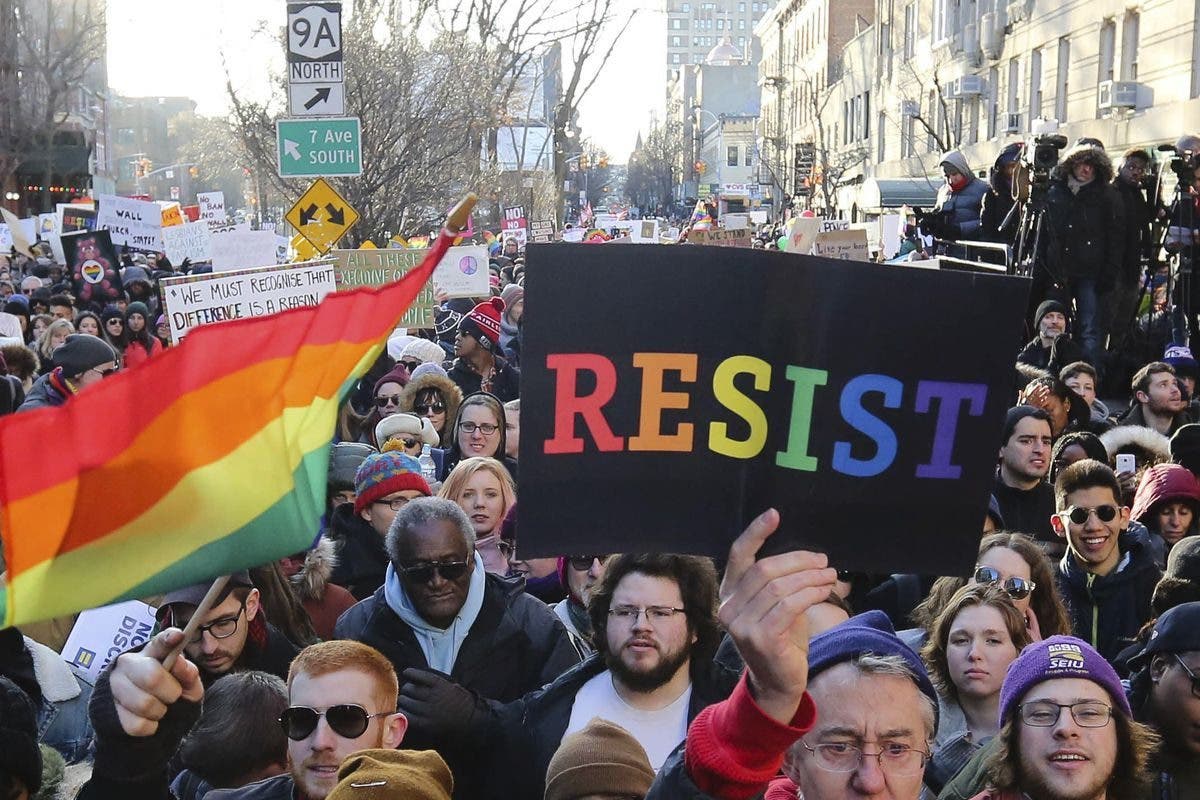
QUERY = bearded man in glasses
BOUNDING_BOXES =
[334,497,579,799]
[79,636,450,800]
[156,570,298,685]
[1051,459,1161,662]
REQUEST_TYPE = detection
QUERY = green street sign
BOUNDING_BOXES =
[276,117,362,178]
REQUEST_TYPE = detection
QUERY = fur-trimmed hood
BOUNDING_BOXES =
[398,370,463,448]
[1101,425,1171,464]
[291,536,339,602]
[1058,144,1115,186]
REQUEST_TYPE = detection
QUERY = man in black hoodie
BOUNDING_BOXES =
[994,406,1058,551]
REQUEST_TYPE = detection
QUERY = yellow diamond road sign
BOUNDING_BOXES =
[286,177,359,253]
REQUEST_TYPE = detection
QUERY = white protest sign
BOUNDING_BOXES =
[209,228,280,271]
[722,213,750,231]
[0,209,35,257]
[749,210,768,225]
[161,260,338,339]
[786,217,821,254]
[501,229,527,249]
[96,194,164,251]
[812,228,870,261]
[0,225,11,253]
[433,245,489,296]
[819,218,849,232]
[629,219,660,243]
[880,213,903,258]
[161,221,213,264]
[37,212,64,263]
[593,213,619,229]
[561,228,585,243]
[60,599,157,683]
[197,191,226,227]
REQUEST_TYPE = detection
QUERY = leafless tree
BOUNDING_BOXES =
[796,69,867,215]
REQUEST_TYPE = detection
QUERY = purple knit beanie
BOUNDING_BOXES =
[998,635,1130,725]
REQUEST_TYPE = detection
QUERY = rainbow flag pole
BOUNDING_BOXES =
[0,196,477,629]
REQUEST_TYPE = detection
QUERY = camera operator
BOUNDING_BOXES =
[1167,135,1200,343]
[980,142,1024,245]
[1042,143,1126,371]
[930,149,987,255]
[1105,148,1157,355]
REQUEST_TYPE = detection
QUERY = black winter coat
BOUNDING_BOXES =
[1054,531,1161,663]
[325,503,390,600]
[494,652,740,800]
[333,574,580,799]
[446,356,520,403]
[1043,178,1125,286]
[1114,177,1155,282]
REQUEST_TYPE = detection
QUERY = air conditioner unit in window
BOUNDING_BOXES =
[957,75,985,95]
[1003,112,1022,133]
[945,78,962,99]
[1098,80,1140,110]
[899,99,920,117]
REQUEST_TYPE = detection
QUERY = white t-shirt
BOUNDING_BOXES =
[564,669,693,771]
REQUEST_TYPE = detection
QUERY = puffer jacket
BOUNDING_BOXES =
[934,150,988,238]
[398,370,463,450]
[1043,145,1125,285]
[1054,531,1161,663]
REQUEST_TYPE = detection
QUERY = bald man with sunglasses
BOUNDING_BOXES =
[79,635,447,800]
[1051,459,1161,663]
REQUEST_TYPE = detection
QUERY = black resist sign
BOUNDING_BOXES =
[517,244,1029,576]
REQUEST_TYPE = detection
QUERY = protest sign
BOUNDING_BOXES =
[593,213,619,229]
[60,599,156,683]
[329,244,488,328]
[530,220,555,243]
[182,204,201,222]
[880,213,903,258]
[58,203,97,234]
[0,210,35,257]
[561,228,585,243]
[812,229,870,261]
[688,228,752,247]
[517,243,1029,575]
[749,210,768,225]
[96,195,164,251]
[209,228,279,271]
[722,213,750,230]
[160,202,184,228]
[629,219,660,243]
[820,218,850,232]
[61,229,124,306]
[160,260,337,339]
[161,221,213,264]
[198,191,226,227]
[786,217,821,254]
[37,212,65,263]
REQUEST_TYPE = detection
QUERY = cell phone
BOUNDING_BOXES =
[1116,453,1136,474]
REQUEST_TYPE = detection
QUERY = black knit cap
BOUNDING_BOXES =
[52,333,117,378]
[1034,299,1069,329]
[0,675,42,794]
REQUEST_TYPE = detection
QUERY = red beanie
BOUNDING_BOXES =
[459,297,505,350]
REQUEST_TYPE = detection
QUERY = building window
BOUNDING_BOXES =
[671,53,682,63]
[987,65,999,138]
[738,36,745,46]
[903,4,916,60]
[728,145,739,166]
[746,147,754,167]
[672,36,682,46]
[738,18,745,29]
[1099,18,1116,83]
[877,111,887,161]
[1029,47,1042,121]
[681,2,691,9]
[1007,57,1020,115]
[671,18,682,29]
[738,1,746,9]
[864,91,871,139]
[1193,0,1200,98]
[1120,10,1139,81]
[717,18,724,29]
[1055,38,1070,122]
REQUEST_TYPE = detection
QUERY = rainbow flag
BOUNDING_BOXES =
[481,230,501,255]
[691,199,712,226]
[407,235,430,249]
[0,251,439,627]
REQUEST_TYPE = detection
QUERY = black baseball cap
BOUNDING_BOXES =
[1129,601,1200,670]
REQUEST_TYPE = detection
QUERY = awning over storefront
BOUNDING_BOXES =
[859,177,940,209]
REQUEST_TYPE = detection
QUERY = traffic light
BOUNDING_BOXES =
[135,158,152,178]
[188,166,200,178]
[580,154,590,170]
[598,155,609,168]
[694,160,706,174]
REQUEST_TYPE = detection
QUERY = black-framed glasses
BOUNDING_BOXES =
[800,741,930,776]
[1019,700,1113,728]
[1174,654,1200,699]
[1062,505,1118,525]
[399,359,421,371]
[183,599,246,644]
[278,704,392,741]
[608,605,686,625]
[496,540,515,559]
[375,395,402,408]
[374,496,414,511]
[569,555,606,571]
[415,402,446,415]
[459,421,498,435]
[399,560,471,583]
[973,566,1037,600]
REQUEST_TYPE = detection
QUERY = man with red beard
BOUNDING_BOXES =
[495,553,739,800]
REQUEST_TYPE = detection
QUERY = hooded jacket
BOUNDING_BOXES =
[934,150,988,237]
[1054,530,1162,663]
[398,370,463,449]
[446,354,520,403]
[290,537,358,640]
[326,502,391,600]
[1043,145,1125,284]
[980,144,1023,244]
[1129,463,1200,524]
[17,369,70,411]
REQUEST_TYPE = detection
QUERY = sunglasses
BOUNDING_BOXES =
[1061,504,1118,525]
[278,704,391,741]
[375,395,402,408]
[398,560,470,583]
[973,566,1037,600]
[569,555,606,570]
[415,403,446,414]
[106,319,123,326]
[399,360,421,371]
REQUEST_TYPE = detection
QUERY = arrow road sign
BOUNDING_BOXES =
[288,83,346,116]
[276,117,361,178]
[286,178,359,253]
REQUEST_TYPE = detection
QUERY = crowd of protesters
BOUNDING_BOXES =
[4,138,1200,800]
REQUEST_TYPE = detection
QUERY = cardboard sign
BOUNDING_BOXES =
[629,220,660,243]
[160,260,337,339]
[37,213,64,263]
[58,203,97,234]
[197,191,226,228]
[786,217,821,254]
[60,599,157,683]
[209,228,280,271]
[161,221,213,264]
[530,220,555,243]
[688,228,752,248]
[812,229,870,262]
[820,219,850,232]
[61,229,124,306]
[516,243,1030,575]
[160,203,184,228]
[96,195,164,251]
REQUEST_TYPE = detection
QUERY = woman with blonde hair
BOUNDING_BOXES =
[439,456,515,575]
[36,318,74,375]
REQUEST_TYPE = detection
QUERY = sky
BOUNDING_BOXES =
[105,0,664,162]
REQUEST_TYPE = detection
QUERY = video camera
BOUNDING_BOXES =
[1021,133,1068,193]
[1157,142,1199,183]
[911,206,954,240]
